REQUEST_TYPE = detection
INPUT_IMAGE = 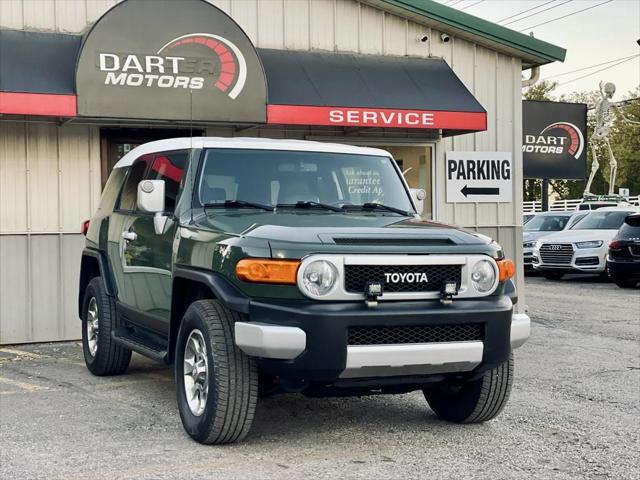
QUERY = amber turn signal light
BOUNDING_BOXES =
[236,258,300,284]
[496,259,515,282]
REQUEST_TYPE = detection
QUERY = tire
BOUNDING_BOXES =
[81,277,131,376]
[175,300,258,444]
[542,272,564,280]
[612,275,638,289]
[423,354,514,423]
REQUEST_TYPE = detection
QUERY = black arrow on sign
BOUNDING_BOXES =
[461,185,500,197]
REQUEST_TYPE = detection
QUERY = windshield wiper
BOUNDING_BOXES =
[342,202,412,216]
[203,200,274,211]
[276,201,342,212]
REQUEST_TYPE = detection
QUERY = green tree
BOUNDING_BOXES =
[608,87,640,195]
[521,81,556,201]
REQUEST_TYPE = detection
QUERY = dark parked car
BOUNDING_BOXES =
[607,213,640,288]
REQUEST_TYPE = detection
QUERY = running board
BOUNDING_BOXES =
[112,328,168,363]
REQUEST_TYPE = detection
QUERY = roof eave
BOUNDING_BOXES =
[366,0,566,68]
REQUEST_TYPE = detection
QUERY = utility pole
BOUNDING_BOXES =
[541,179,549,211]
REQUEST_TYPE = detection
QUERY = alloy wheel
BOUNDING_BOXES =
[86,297,99,357]
[183,329,209,416]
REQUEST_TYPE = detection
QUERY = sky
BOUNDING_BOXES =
[434,0,640,99]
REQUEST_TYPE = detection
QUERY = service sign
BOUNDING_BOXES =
[523,100,587,179]
[446,152,513,203]
[75,0,266,122]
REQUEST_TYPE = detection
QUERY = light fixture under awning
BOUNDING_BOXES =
[259,48,487,136]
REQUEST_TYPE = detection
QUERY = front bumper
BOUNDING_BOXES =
[533,246,607,273]
[234,296,528,382]
[607,258,640,278]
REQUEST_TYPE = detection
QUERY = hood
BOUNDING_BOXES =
[194,211,487,246]
[523,230,561,242]
[537,228,619,244]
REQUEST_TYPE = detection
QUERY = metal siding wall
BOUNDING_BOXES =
[0,122,101,343]
[310,0,335,51]
[335,0,359,51]
[284,0,311,50]
[0,236,29,343]
[0,0,24,29]
[229,0,258,44]
[0,123,27,233]
[257,0,285,49]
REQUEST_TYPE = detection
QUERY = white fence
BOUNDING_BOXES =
[523,196,640,213]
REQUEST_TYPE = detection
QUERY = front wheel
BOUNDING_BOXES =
[175,300,258,444]
[423,354,513,423]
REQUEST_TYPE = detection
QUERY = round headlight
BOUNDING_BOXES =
[300,260,338,297]
[471,260,496,293]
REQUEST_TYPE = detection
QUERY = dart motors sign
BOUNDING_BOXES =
[76,0,266,122]
[446,152,513,203]
[523,100,587,179]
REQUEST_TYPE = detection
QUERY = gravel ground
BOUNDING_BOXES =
[1,275,638,480]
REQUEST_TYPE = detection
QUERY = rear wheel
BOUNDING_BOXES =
[612,274,638,288]
[175,300,258,444]
[542,272,564,280]
[423,354,513,423]
[81,277,131,376]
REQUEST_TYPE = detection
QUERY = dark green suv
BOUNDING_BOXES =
[79,137,529,444]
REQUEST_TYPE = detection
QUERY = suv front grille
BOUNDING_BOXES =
[347,324,483,345]
[344,264,462,293]
[539,243,574,265]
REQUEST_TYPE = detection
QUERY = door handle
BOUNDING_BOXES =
[122,231,137,241]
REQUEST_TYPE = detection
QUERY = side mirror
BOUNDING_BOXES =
[137,180,169,235]
[410,188,426,216]
[137,180,165,213]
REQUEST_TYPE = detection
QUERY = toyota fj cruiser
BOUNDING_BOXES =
[79,137,529,444]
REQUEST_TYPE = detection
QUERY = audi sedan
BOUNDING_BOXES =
[532,207,639,280]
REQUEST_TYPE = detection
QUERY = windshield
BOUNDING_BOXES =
[198,148,414,212]
[523,215,570,232]
[571,211,634,230]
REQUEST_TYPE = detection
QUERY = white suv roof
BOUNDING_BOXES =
[114,137,391,169]
[590,206,638,212]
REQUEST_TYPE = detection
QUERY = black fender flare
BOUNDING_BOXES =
[172,266,250,314]
[168,267,250,363]
[79,248,117,317]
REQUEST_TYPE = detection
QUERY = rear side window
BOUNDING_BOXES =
[146,150,188,212]
[117,154,153,211]
[619,216,640,238]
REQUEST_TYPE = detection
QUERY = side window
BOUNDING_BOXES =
[117,154,153,211]
[147,150,188,213]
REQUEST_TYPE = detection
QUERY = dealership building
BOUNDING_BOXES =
[0,0,565,344]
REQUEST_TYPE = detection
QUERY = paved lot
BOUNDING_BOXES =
[1,276,638,480]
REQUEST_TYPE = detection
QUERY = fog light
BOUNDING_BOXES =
[365,281,383,307]
[440,280,459,304]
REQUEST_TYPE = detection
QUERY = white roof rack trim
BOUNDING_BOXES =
[113,137,391,169]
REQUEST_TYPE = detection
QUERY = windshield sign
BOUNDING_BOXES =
[198,149,414,212]
[523,215,569,232]
[571,211,633,230]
